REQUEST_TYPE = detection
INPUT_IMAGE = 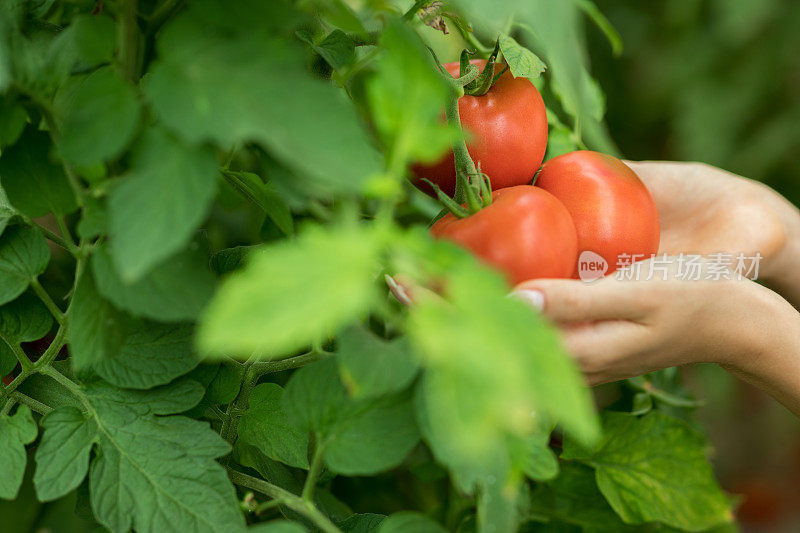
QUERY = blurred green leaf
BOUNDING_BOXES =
[144,0,382,194]
[337,326,419,399]
[0,97,27,148]
[283,358,420,475]
[249,521,307,533]
[367,18,455,171]
[54,67,141,167]
[221,171,293,236]
[198,225,381,359]
[378,512,447,533]
[0,225,49,306]
[296,29,355,70]
[63,14,116,67]
[575,0,623,56]
[0,129,78,217]
[92,242,216,322]
[0,405,37,500]
[109,127,218,281]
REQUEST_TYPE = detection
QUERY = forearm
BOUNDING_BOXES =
[721,285,800,417]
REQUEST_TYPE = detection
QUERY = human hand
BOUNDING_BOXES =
[626,161,800,305]
[512,257,799,388]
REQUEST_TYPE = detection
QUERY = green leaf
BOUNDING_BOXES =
[34,406,97,501]
[575,0,623,56]
[338,513,386,532]
[0,187,15,238]
[239,383,309,469]
[222,171,293,236]
[210,245,257,276]
[0,290,52,344]
[561,412,733,530]
[407,253,598,484]
[0,341,15,375]
[283,359,420,475]
[144,2,382,194]
[92,242,216,322]
[69,268,127,372]
[0,97,27,148]
[204,362,242,405]
[498,34,547,79]
[0,406,37,499]
[249,521,307,533]
[35,384,244,532]
[76,195,108,240]
[63,14,116,66]
[296,29,355,70]
[337,326,419,399]
[92,321,199,390]
[478,475,520,533]
[378,512,447,533]
[54,67,141,166]
[109,127,218,281]
[198,225,380,359]
[0,225,50,306]
[0,129,78,217]
[87,379,205,415]
[519,2,617,153]
[527,462,627,529]
[446,0,524,36]
[366,19,454,168]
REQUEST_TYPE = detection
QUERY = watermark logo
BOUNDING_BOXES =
[577,250,608,282]
[577,252,763,282]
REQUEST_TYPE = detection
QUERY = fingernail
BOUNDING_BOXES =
[385,274,412,306]
[511,289,545,311]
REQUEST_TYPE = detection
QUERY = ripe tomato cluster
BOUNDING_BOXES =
[416,61,660,286]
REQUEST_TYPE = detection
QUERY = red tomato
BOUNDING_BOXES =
[413,60,548,197]
[535,151,660,277]
[2,374,12,386]
[430,186,578,285]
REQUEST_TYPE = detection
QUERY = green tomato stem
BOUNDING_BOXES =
[301,439,326,502]
[227,468,343,533]
[30,278,66,325]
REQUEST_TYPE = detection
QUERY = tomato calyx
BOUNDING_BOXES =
[460,41,507,96]
[423,165,492,219]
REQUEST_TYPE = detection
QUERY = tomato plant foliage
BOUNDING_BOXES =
[0,1,734,532]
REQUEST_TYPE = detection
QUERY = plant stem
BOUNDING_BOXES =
[34,324,69,369]
[444,85,477,204]
[118,0,140,83]
[21,216,75,255]
[0,335,33,370]
[227,469,342,533]
[40,366,82,396]
[0,367,34,404]
[302,440,326,502]
[0,398,15,416]
[55,215,79,253]
[11,391,53,415]
[249,351,326,376]
[30,279,66,325]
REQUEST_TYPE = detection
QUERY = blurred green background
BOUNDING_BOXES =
[590,1,800,531]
